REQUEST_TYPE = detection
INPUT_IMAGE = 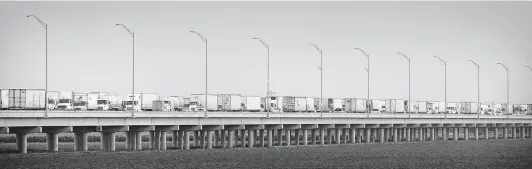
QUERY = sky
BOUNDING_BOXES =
[1,1,531,104]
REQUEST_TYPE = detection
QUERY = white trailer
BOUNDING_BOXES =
[87,93,100,110]
[269,96,284,112]
[418,101,428,113]
[126,94,141,111]
[166,96,186,111]
[294,97,307,112]
[446,103,457,114]
[56,91,73,110]
[46,91,59,110]
[139,93,158,111]
[329,98,344,112]
[371,100,385,113]
[0,90,8,109]
[438,102,446,114]
[355,99,367,113]
[395,100,406,113]
[471,102,479,114]
[8,89,46,110]
[409,101,419,113]
[241,96,261,112]
[217,94,242,111]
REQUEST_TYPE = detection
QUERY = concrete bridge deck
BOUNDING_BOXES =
[1,111,531,154]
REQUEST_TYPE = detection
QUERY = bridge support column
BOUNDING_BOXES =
[213,130,218,148]
[172,131,178,149]
[406,128,411,142]
[267,129,273,147]
[16,133,27,154]
[320,129,325,146]
[474,128,479,140]
[465,128,469,140]
[311,129,317,145]
[379,128,385,143]
[149,131,155,150]
[134,132,141,150]
[285,129,291,146]
[485,128,489,140]
[207,130,213,149]
[503,127,507,139]
[178,131,184,150]
[260,129,265,147]
[443,128,448,141]
[46,133,58,152]
[342,129,348,144]
[247,130,254,148]
[494,128,499,139]
[154,131,161,150]
[110,132,116,151]
[521,127,525,139]
[335,129,341,144]
[350,129,356,144]
[221,130,226,148]
[200,130,206,149]
[303,129,308,146]
[357,129,363,143]
[126,132,134,150]
[228,130,235,148]
[393,128,398,143]
[431,128,436,141]
[383,128,389,142]
[327,129,332,145]
[74,132,88,151]
[512,127,516,139]
[454,128,458,141]
[161,132,167,150]
[366,128,371,143]
[419,128,424,141]
[184,131,190,150]
[239,130,245,147]
[294,130,300,146]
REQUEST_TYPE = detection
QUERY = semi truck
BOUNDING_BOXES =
[47,91,60,110]
[56,92,73,110]
[73,93,89,110]
[98,93,121,111]
[190,94,218,112]
[217,94,242,111]
[125,94,141,111]
[240,96,261,112]
[0,89,8,110]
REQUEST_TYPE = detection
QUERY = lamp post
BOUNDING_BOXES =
[525,66,532,72]
[354,48,370,116]
[116,24,135,117]
[253,37,270,116]
[397,52,411,114]
[497,63,509,114]
[468,60,480,116]
[27,15,48,117]
[433,56,447,115]
[308,43,323,117]
[190,31,208,118]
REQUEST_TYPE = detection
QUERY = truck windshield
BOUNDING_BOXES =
[74,102,87,106]
[125,101,138,105]
[48,100,55,104]
[58,99,70,104]
[98,100,109,104]
[164,101,171,104]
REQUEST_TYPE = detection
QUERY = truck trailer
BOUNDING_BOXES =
[8,89,46,110]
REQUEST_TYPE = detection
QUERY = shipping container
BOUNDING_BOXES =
[139,93,158,111]
[459,102,472,114]
[217,94,242,111]
[0,90,9,109]
[241,96,261,112]
[395,100,406,113]
[437,102,446,113]
[190,94,218,111]
[418,101,428,113]
[315,98,329,112]
[295,97,307,112]
[73,93,89,111]
[282,96,297,112]
[355,99,367,113]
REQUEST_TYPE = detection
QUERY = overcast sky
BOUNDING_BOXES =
[1,1,531,104]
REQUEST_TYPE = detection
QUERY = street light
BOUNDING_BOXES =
[433,56,447,115]
[308,43,323,117]
[468,60,480,116]
[27,15,48,117]
[252,37,270,115]
[397,52,411,114]
[525,65,532,72]
[354,48,370,115]
[116,24,135,117]
[190,31,208,118]
[497,63,509,114]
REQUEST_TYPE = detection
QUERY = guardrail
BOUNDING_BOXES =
[1,111,531,119]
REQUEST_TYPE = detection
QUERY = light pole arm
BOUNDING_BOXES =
[27,15,47,29]
[191,31,207,43]
[526,66,532,71]
[433,56,446,65]
[468,60,479,68]
[497,63,508,71]
[308,43,322,54]
[397,52,410,62]
[355,48,369,58]
[116,24,134,37]
[253,38,269,49]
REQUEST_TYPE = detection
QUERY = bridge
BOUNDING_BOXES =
[1,111,531,153]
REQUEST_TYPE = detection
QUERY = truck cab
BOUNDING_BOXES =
[123,101,141,111]
[73,101,88,111]
[56,98,73,110]
[47,99,57,110]
[97,99,110,111]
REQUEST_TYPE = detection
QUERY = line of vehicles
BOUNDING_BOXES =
[0,89,531,115]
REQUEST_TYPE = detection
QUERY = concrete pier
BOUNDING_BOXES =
[207,130,213,149]
[172,131,178,148]
[454,128,458,141]
[379,128,385,143]
[406,128,411,142]
[285,129,291,146]
[320,129,325,146]
[221,130,226,148]
[16,133,27,153]
[154,131,161,150]
[267,129,273,147]
[74,132,88,151]
[475,128,479,140]
[521,127,525,139]
[485,128,489,140]
[503,127,508,139]
[494,128,499,139]
[303,129,308,146]
[228,130,235,148]
[184,131,190,149]
[200,130,206,149]
[366,128,371,143]
[46,133,58,152]
[311,129,317,145]
[350,129,356,144]
[335,129,341,144]
[161,132,167,150]
[465,128,469,140]
[149,131,155,150]
[178,131,184,149]
[431,128,436,141]
[512,127,517,139]
[260,129,265,147]
[247,130,254,148]
[240,130,246,147]
[393,128,398,143]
